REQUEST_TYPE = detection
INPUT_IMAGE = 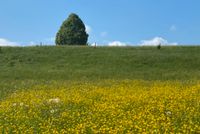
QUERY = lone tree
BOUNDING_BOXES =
[56,13,88,45]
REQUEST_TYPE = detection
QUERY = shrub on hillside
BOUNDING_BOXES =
[55,13,88,45]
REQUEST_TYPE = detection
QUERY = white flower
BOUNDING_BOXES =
[48,98,61,104]
[165,111,172,116]
[19,102,24,106]
[12,103,17,106]
[50,109,58,114]
[50,109,55,113]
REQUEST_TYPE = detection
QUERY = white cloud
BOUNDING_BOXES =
[85,25,92,34]
[91,42,98,46]
[27,41,44,46]
[28,41,36,46]
[90,41,129,47]
[108,41,127,46]
[0,38,20,46]
[100,32,108,37]
[139,37,178,46]
[170,25,177,31]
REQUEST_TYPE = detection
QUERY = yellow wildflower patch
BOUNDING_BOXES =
[0,81,199,133]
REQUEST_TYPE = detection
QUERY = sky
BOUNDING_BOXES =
[0,0,200,46]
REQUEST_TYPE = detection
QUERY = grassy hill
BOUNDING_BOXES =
[0,46,200,81]
[1,46,200,132]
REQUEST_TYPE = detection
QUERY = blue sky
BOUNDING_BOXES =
[0,0,200,46]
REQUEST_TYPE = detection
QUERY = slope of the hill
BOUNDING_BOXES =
[0,46,200,81]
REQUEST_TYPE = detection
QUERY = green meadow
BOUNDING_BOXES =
[1,46,200,81]
[0,46,200,133]
[1,46,200,98]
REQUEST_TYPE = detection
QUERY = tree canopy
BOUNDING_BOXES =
[55,13,88,45]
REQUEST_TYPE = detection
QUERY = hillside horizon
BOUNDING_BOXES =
[0,46,200,81]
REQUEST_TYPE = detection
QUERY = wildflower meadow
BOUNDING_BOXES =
[0,81,199,133]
